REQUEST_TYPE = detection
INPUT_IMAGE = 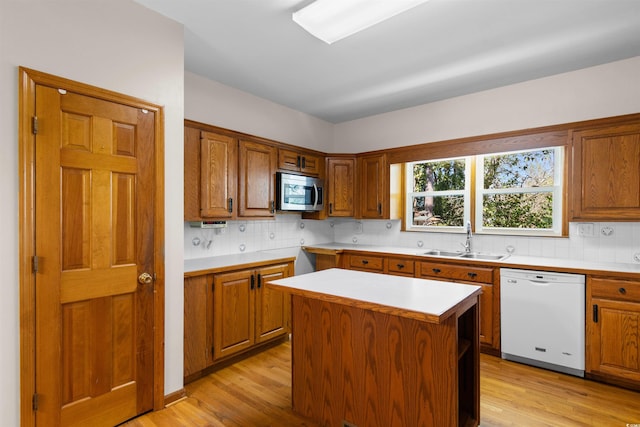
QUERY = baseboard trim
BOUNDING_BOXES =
[164,388,187,407]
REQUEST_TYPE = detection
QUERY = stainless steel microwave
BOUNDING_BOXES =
[276,172,324,212]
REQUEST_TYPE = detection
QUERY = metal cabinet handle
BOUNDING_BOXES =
[432,268,441,274]
[301,156,306,169]
[593,304,598,323]
[619,287,627,295]
[329,203,333,214]
[468,272,478,279]
[251,275,255,290]
[228,198,233,213]
[296,155,301,168]
[270,200,275,214]
[362,260,369,265]
[378,203,382,215]
[257,274,262,288]
[397,263,405,269]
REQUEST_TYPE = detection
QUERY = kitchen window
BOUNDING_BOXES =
[406,156,471,230]
[405,146,564,236]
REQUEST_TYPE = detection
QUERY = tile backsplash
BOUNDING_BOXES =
[184,216,640,265]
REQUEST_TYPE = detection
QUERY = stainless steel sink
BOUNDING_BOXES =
[423,249,462,257]
[422,249,506,261]
[459,253,506,261]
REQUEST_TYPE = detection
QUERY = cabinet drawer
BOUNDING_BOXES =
[590,277,640,302]
[348,254,384,272]
[387,258,415,276]
[418,261,493,283]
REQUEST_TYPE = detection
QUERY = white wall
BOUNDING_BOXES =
[185,71,334,152]
[334,56,640,153]
[0,1,185,424]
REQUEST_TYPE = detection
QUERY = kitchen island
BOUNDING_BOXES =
[267,268,482,427]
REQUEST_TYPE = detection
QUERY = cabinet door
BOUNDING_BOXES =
[256,263,291,343]
[213,269,256,360]
[571,123,640,220]
[327,157,355,217]
[478,283,494,347]
[358,153,388,218]
[184,275,213,377]
[200,131,238,218]
[588,298,640,382]
[239,140,277,217]
[278,149,322,175]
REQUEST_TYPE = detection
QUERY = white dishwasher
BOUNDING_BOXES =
[500,268,585,377]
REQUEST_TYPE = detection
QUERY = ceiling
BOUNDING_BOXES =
[134,0,640,123]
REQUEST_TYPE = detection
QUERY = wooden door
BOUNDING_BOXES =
[238,140,276,217]
[33,85,157,426]
[327,157,355,217]
[213,269,256,360]
[200,131,238,219]
[358,153,387,218]
[256,263,291,343]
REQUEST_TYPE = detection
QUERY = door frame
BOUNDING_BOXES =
[18,67,166,425]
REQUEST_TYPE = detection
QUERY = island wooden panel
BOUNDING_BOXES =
[290,294,478,427]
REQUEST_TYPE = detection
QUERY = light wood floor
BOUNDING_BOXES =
[123,341,640,427]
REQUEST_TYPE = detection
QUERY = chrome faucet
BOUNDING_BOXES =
[463,221,472,253]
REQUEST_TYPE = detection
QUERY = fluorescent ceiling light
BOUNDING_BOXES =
[293,0,430,44]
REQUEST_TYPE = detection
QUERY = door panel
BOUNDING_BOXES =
[35,85,155,426]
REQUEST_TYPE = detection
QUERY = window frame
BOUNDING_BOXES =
[403,145,567,237]
[474,146,565,237]
[405,156,472,232]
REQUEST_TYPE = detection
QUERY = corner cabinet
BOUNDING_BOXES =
[586,275,640,389]
[183,260,293,382]
[571,122,640,220]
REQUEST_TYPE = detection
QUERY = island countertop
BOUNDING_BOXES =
[267,267,482,324]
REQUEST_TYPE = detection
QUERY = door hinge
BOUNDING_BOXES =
[32,393,39,411]
[32,116,39,135]
[32,256,40,273]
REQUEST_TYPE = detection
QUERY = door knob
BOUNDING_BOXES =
[138,272,153,284]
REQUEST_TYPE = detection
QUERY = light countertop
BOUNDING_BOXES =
[184,251,296,275]
[267,268,482,324]
[303,243,640,275]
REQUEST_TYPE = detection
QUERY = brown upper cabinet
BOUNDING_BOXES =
[357,153,389,219]
[238,140,277,217]
[326,157,355,217]
[200,131,238,219]
[571,122,640,221]
[184,123,276,220]
[278,148,322,175]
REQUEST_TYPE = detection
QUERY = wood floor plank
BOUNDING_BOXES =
[123,341,640,426]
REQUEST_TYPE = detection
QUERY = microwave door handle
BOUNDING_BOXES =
[312,183,318,210]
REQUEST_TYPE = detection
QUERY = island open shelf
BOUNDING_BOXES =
[267,268,481,427]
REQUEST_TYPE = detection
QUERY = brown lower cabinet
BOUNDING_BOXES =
[333,252,500,355]
[587,275,640,389]
[184,260,293,381]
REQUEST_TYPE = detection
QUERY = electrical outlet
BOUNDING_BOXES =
[577,223,594,237]
[600,226,614,236]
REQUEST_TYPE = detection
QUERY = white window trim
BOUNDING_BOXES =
[405,157,471,232]
[475,146,564,237]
